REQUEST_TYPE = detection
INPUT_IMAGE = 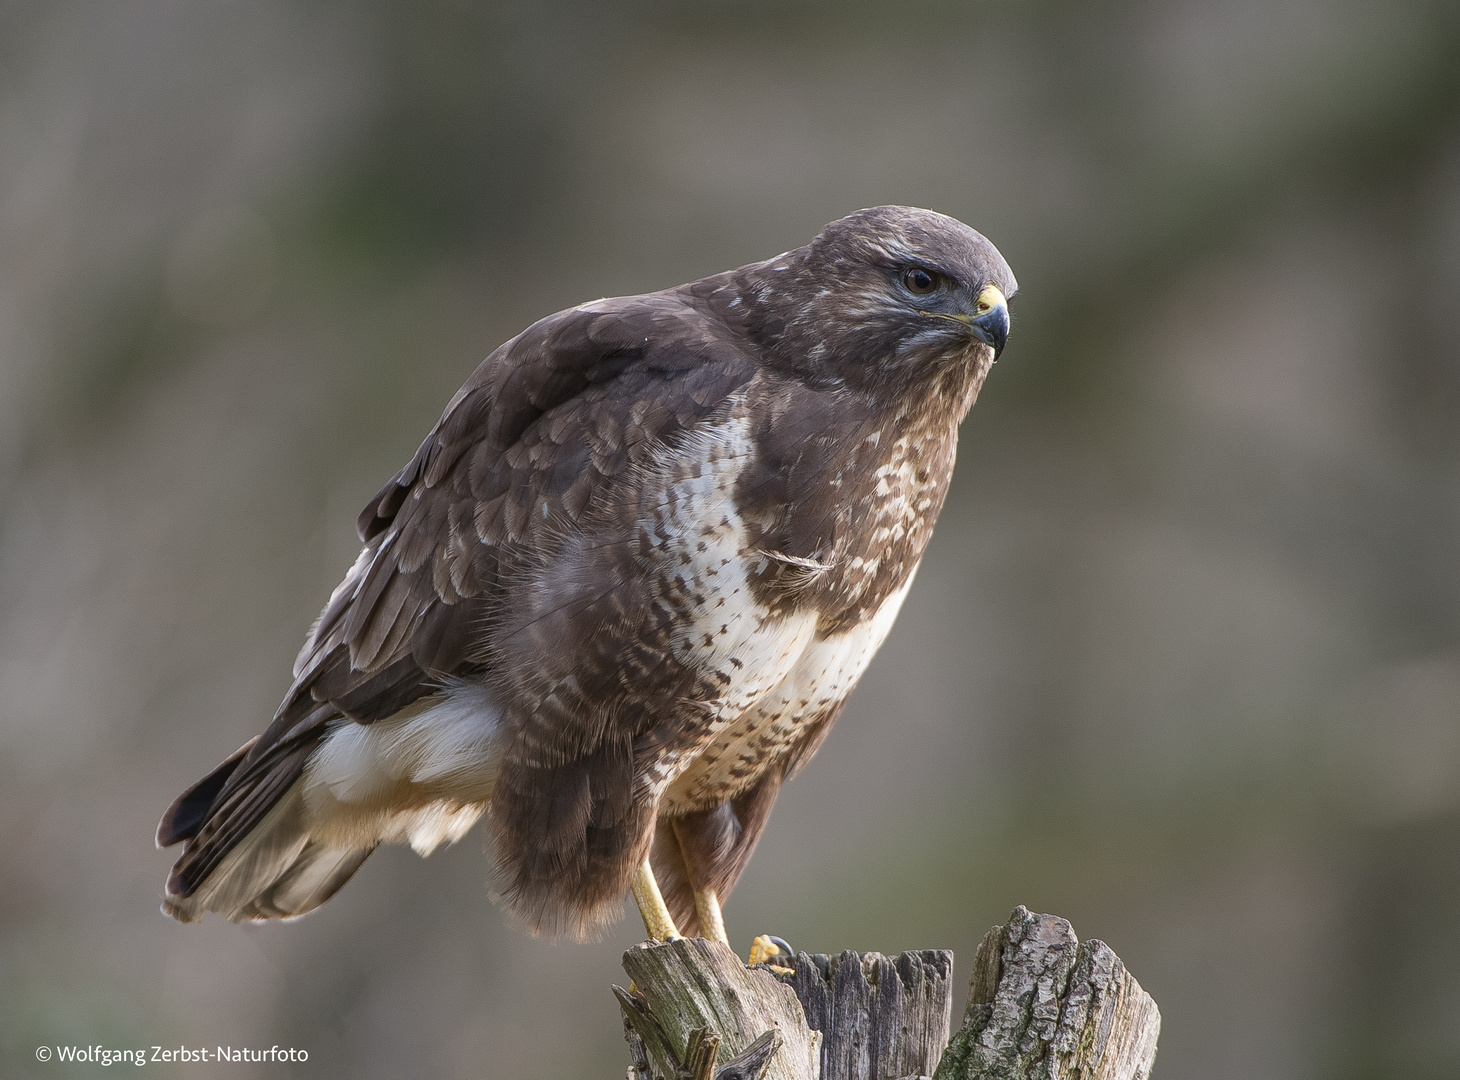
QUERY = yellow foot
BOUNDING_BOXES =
[747,934,795,974]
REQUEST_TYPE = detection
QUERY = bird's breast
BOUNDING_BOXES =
[662,567,918,812]
[780,413,956,637]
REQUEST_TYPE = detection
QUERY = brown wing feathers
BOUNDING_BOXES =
[160,294,762,914]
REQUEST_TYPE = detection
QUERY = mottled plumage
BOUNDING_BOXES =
[158,205,1016,937]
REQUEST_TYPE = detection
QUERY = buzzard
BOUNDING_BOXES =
[157,206,1015,947]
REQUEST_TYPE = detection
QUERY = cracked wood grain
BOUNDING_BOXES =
[769,949,954,1080]
[932,908,1160,1080]
[617,937,821,1080]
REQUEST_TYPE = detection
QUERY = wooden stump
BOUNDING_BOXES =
[934,907,1160,1080]
[618,937,822,1080]
[770,949,954,1080]
[615,907,1159,1080]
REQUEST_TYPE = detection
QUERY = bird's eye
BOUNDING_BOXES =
[903,267,938,295]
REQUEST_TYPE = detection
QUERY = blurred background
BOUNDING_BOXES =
[2,1,1459,1076]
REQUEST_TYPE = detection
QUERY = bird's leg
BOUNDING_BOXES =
[630,856,680,942]
[693,887,729,945]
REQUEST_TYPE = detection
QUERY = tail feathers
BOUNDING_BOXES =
[234,840,377,922]
[162,779,376,924]
[156,737,258,848]
[162,687,504,924]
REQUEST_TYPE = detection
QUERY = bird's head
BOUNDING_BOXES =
[741,205,1017,398]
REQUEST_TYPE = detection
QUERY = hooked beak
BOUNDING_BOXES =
[967,284,1009,357]
[920,284,1010,358]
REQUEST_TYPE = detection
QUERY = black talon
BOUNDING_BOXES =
[767,936,795,960]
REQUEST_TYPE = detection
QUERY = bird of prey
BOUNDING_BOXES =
[157,205,1015,949]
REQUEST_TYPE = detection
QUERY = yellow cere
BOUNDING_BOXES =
[975,284,1006,315]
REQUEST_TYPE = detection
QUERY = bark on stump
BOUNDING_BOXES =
[934,907,1160,1080]
[616,907,1159,1080]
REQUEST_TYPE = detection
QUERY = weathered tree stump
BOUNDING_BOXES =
[618,937,821,1080]
[771,949,954,1080]
[615,907,1159,1080]
[934,907,1160,1080]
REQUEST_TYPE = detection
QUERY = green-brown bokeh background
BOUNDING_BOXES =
[4,2,1460,1076]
